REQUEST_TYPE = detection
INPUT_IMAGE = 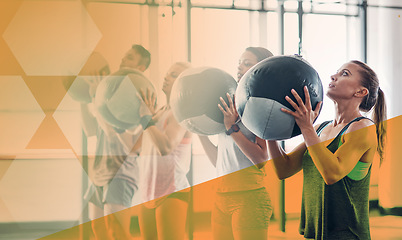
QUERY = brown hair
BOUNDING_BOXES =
[245,47,274,62]
[351,60,387,163]
[132,44,151,70]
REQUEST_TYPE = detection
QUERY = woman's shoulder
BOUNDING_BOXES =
[345,117,375,134]
[343,117,377,147]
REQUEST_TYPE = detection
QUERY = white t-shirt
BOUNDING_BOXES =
[139,110,191,203]
[216,121,265,192]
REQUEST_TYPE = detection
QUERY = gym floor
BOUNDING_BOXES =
[267,211,402,240]
[190,209,402,240]
[1,209,401,239]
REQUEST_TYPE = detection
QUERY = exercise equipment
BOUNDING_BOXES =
[94,68,156,130]
[236,55,323,140]
[170,67,237,135]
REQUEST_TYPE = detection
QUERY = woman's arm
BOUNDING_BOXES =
[229,132,268,169]
[306,121,376,185]
[140,88,189,156]
[145,111,189,156]
[117,129,143,155]
[267,140,307,180]
[219,93,268,169]
[198,136,218,167]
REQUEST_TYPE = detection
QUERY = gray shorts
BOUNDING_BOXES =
[84,178,137,209]
[212,187,273,231]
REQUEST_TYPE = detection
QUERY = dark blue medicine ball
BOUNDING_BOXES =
[236,55,323,140]
[170,67,237,135]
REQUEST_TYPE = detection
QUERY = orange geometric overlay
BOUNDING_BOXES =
[0,1,400,239]
[23,76,73,150]
[0,0,24,75]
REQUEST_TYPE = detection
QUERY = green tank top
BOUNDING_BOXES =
[299,117,372,240]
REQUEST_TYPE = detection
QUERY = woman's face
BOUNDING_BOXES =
[237,51,259,81]
[162,64,188,95]
[120,48,144,71]
[327,62,366,101]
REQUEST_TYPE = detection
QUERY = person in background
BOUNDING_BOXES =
[198,47,274,240]
[138,62,192,240]
[82,45,151,239]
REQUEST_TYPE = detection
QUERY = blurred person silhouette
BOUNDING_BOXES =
[80,45,151,239]
[198,47,275,240]
[136,62,192,240]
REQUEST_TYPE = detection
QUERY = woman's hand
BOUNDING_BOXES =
[218,93,239,130]
[281,86,322,131]
[152,105,168,123]
[140,88,157,115]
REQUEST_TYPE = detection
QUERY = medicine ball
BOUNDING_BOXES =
[94,68,156,130]
[170,67,237,135]
[236,55,323,140]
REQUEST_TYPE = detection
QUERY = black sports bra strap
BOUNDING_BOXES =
[315,117,374,138]
[339,116,374,136]
[356,116,375,124]
[316,120,332,134]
